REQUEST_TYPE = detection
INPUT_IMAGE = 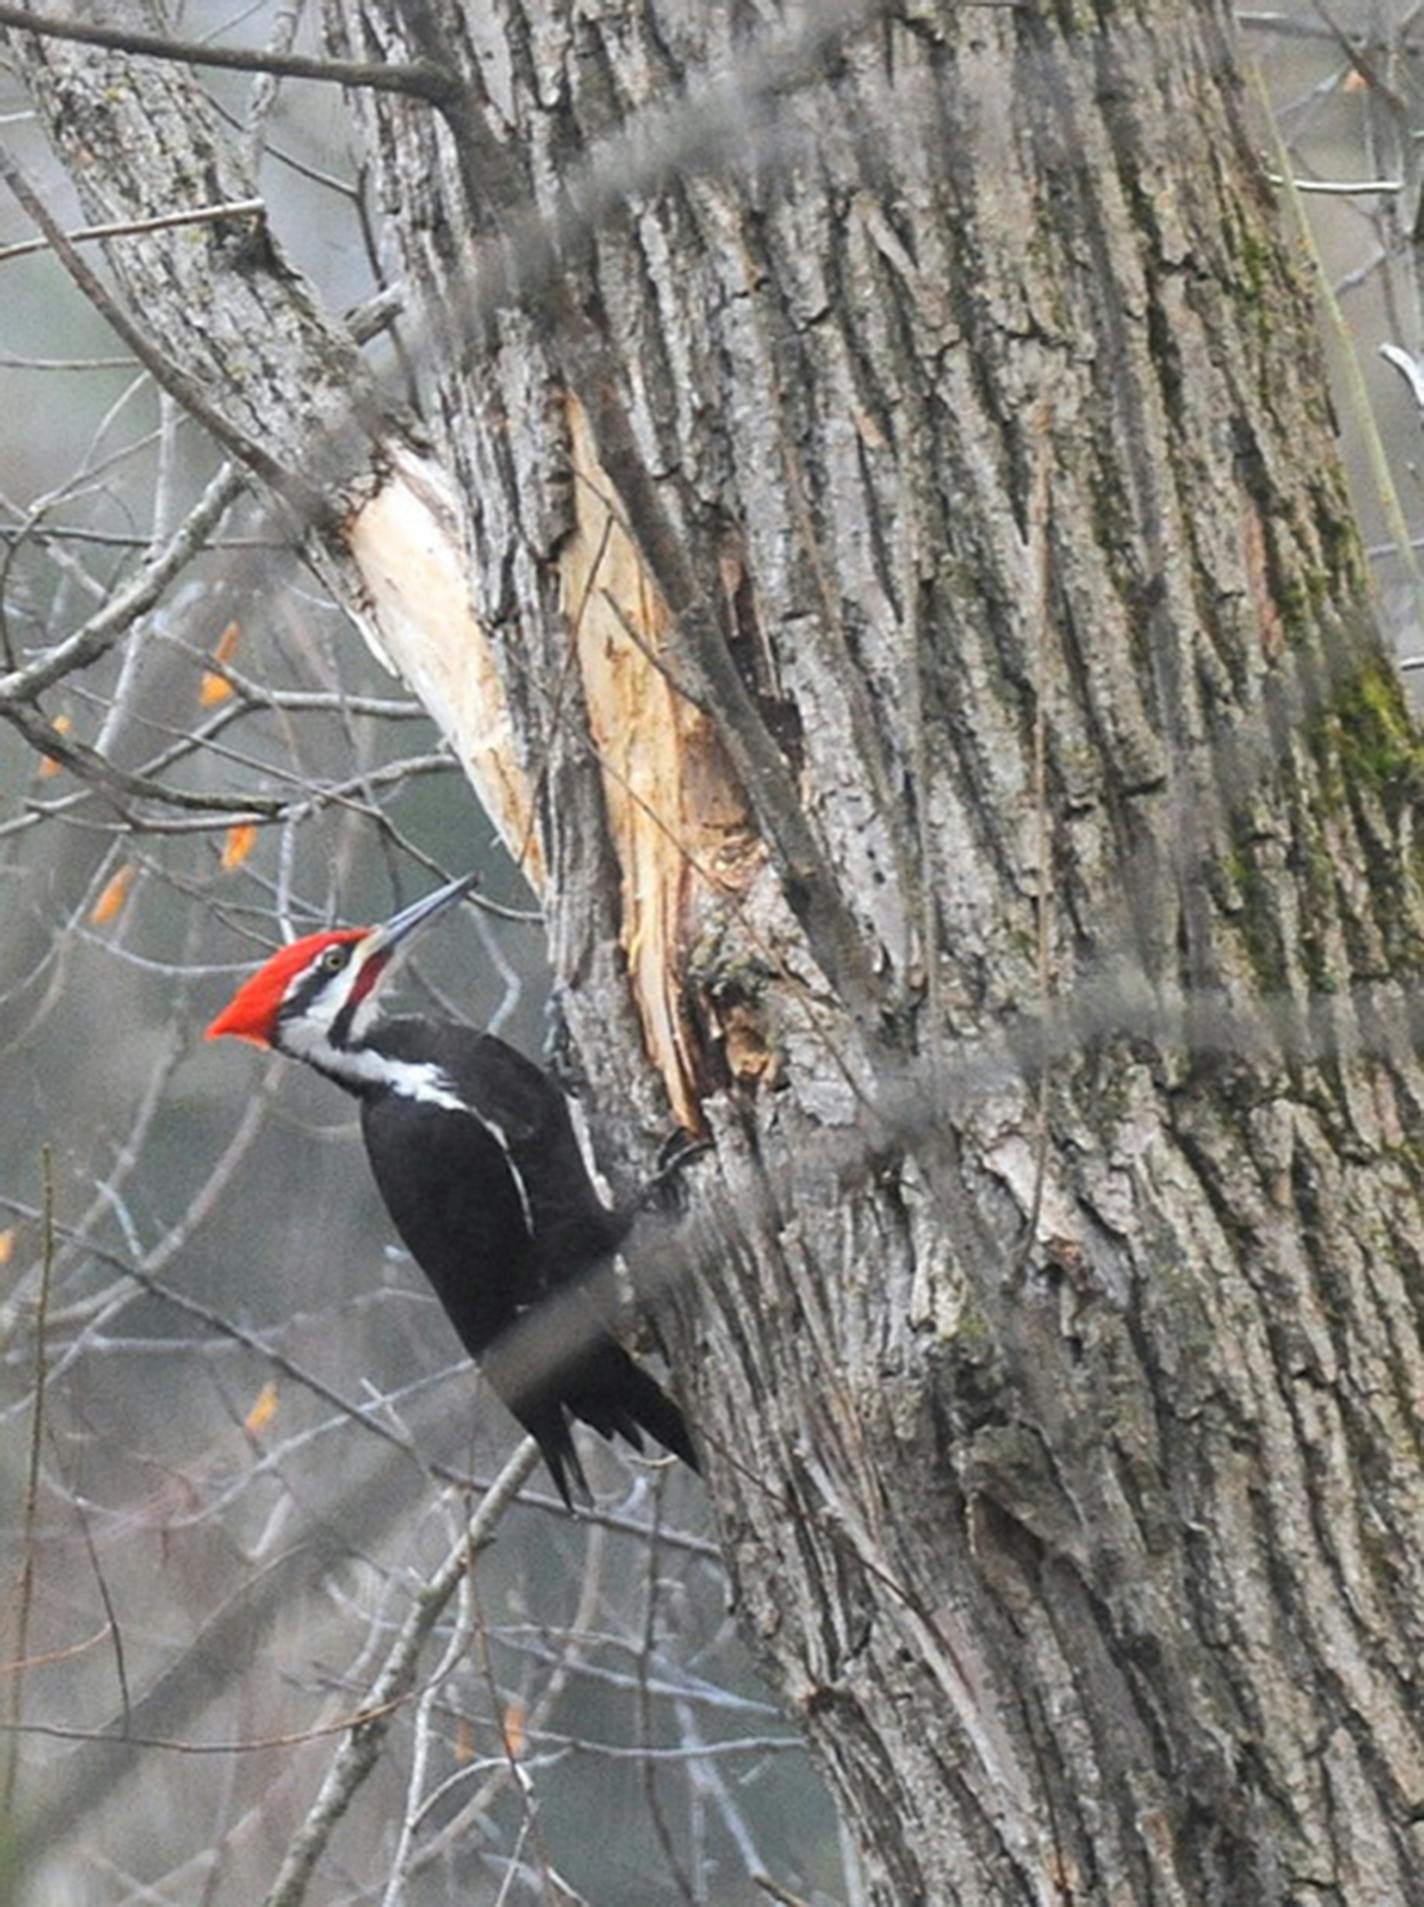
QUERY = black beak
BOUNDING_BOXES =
[360,871,479,959]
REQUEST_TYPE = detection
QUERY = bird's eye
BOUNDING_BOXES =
[320,946,349,974]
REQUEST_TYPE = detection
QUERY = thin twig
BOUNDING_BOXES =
[753,1878,818,1907]
[61,1477,131,1732]
[260,1439,541,1907]
[0,4,450,102]
[635,1480,698,1905]
[1265,171,1402,193]
[2,1146,55,1816]
[240,0,303,180]
[0,196,265,266]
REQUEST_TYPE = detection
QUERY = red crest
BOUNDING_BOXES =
[205,929,366,1046]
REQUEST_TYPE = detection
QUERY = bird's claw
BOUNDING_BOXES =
[638,1130,712,1214]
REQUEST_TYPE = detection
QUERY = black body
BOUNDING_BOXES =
[353,1018,696,1505]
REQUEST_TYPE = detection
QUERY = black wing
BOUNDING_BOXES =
[451,1025,633,1275]
[373,1019,628,1278]
[360,1086,535,1361]
[359,1020,696,1505]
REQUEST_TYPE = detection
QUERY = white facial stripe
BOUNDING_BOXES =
[280,941,385,1029]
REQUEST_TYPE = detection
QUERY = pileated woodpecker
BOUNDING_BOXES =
[206,873,698,1507]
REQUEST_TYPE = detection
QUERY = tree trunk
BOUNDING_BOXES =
[13,1,1424,1899]
[327,3,1424,1899]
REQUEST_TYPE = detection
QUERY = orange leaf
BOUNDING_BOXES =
[37,713,72,779]
[0,1229,13,1267]
[221,822,258,871]
[501,1698,527,1760]
[90,864,135,926]
[454,1717,475,1765]
[244,1381,278,1436]
[199,620,241,706]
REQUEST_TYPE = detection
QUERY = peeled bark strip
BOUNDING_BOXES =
[330,3,1424,1900]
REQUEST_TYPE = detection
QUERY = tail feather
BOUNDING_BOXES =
[565,1341,698,1473]
[492,1321,698,1509]
[525,1407,591,1511]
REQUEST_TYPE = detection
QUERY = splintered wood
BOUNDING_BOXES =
[346,441,543,885]
[343,414,759,1127]
[561,398,757,1129]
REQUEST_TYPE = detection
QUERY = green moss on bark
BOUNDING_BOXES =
[1327,656,1424,810]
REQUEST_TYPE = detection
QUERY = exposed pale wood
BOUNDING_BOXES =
[2,10,541,881]
[346,443,540,883]
[560,396,759,1127]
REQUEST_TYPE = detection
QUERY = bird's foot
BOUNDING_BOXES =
[636,1129,712,1215]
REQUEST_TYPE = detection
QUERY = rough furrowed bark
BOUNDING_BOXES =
[327,1,1424,1901]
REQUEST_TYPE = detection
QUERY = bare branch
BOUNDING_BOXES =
[0,4,450,102]
[0,143,327,518]
[261,1439,542,1907]
[0,461,247,706]
[1,1147,53,1817]
[0,196,266,266]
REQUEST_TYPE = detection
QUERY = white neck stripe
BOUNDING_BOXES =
[281,1026,535,1236]
[283,1023,465,1110]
